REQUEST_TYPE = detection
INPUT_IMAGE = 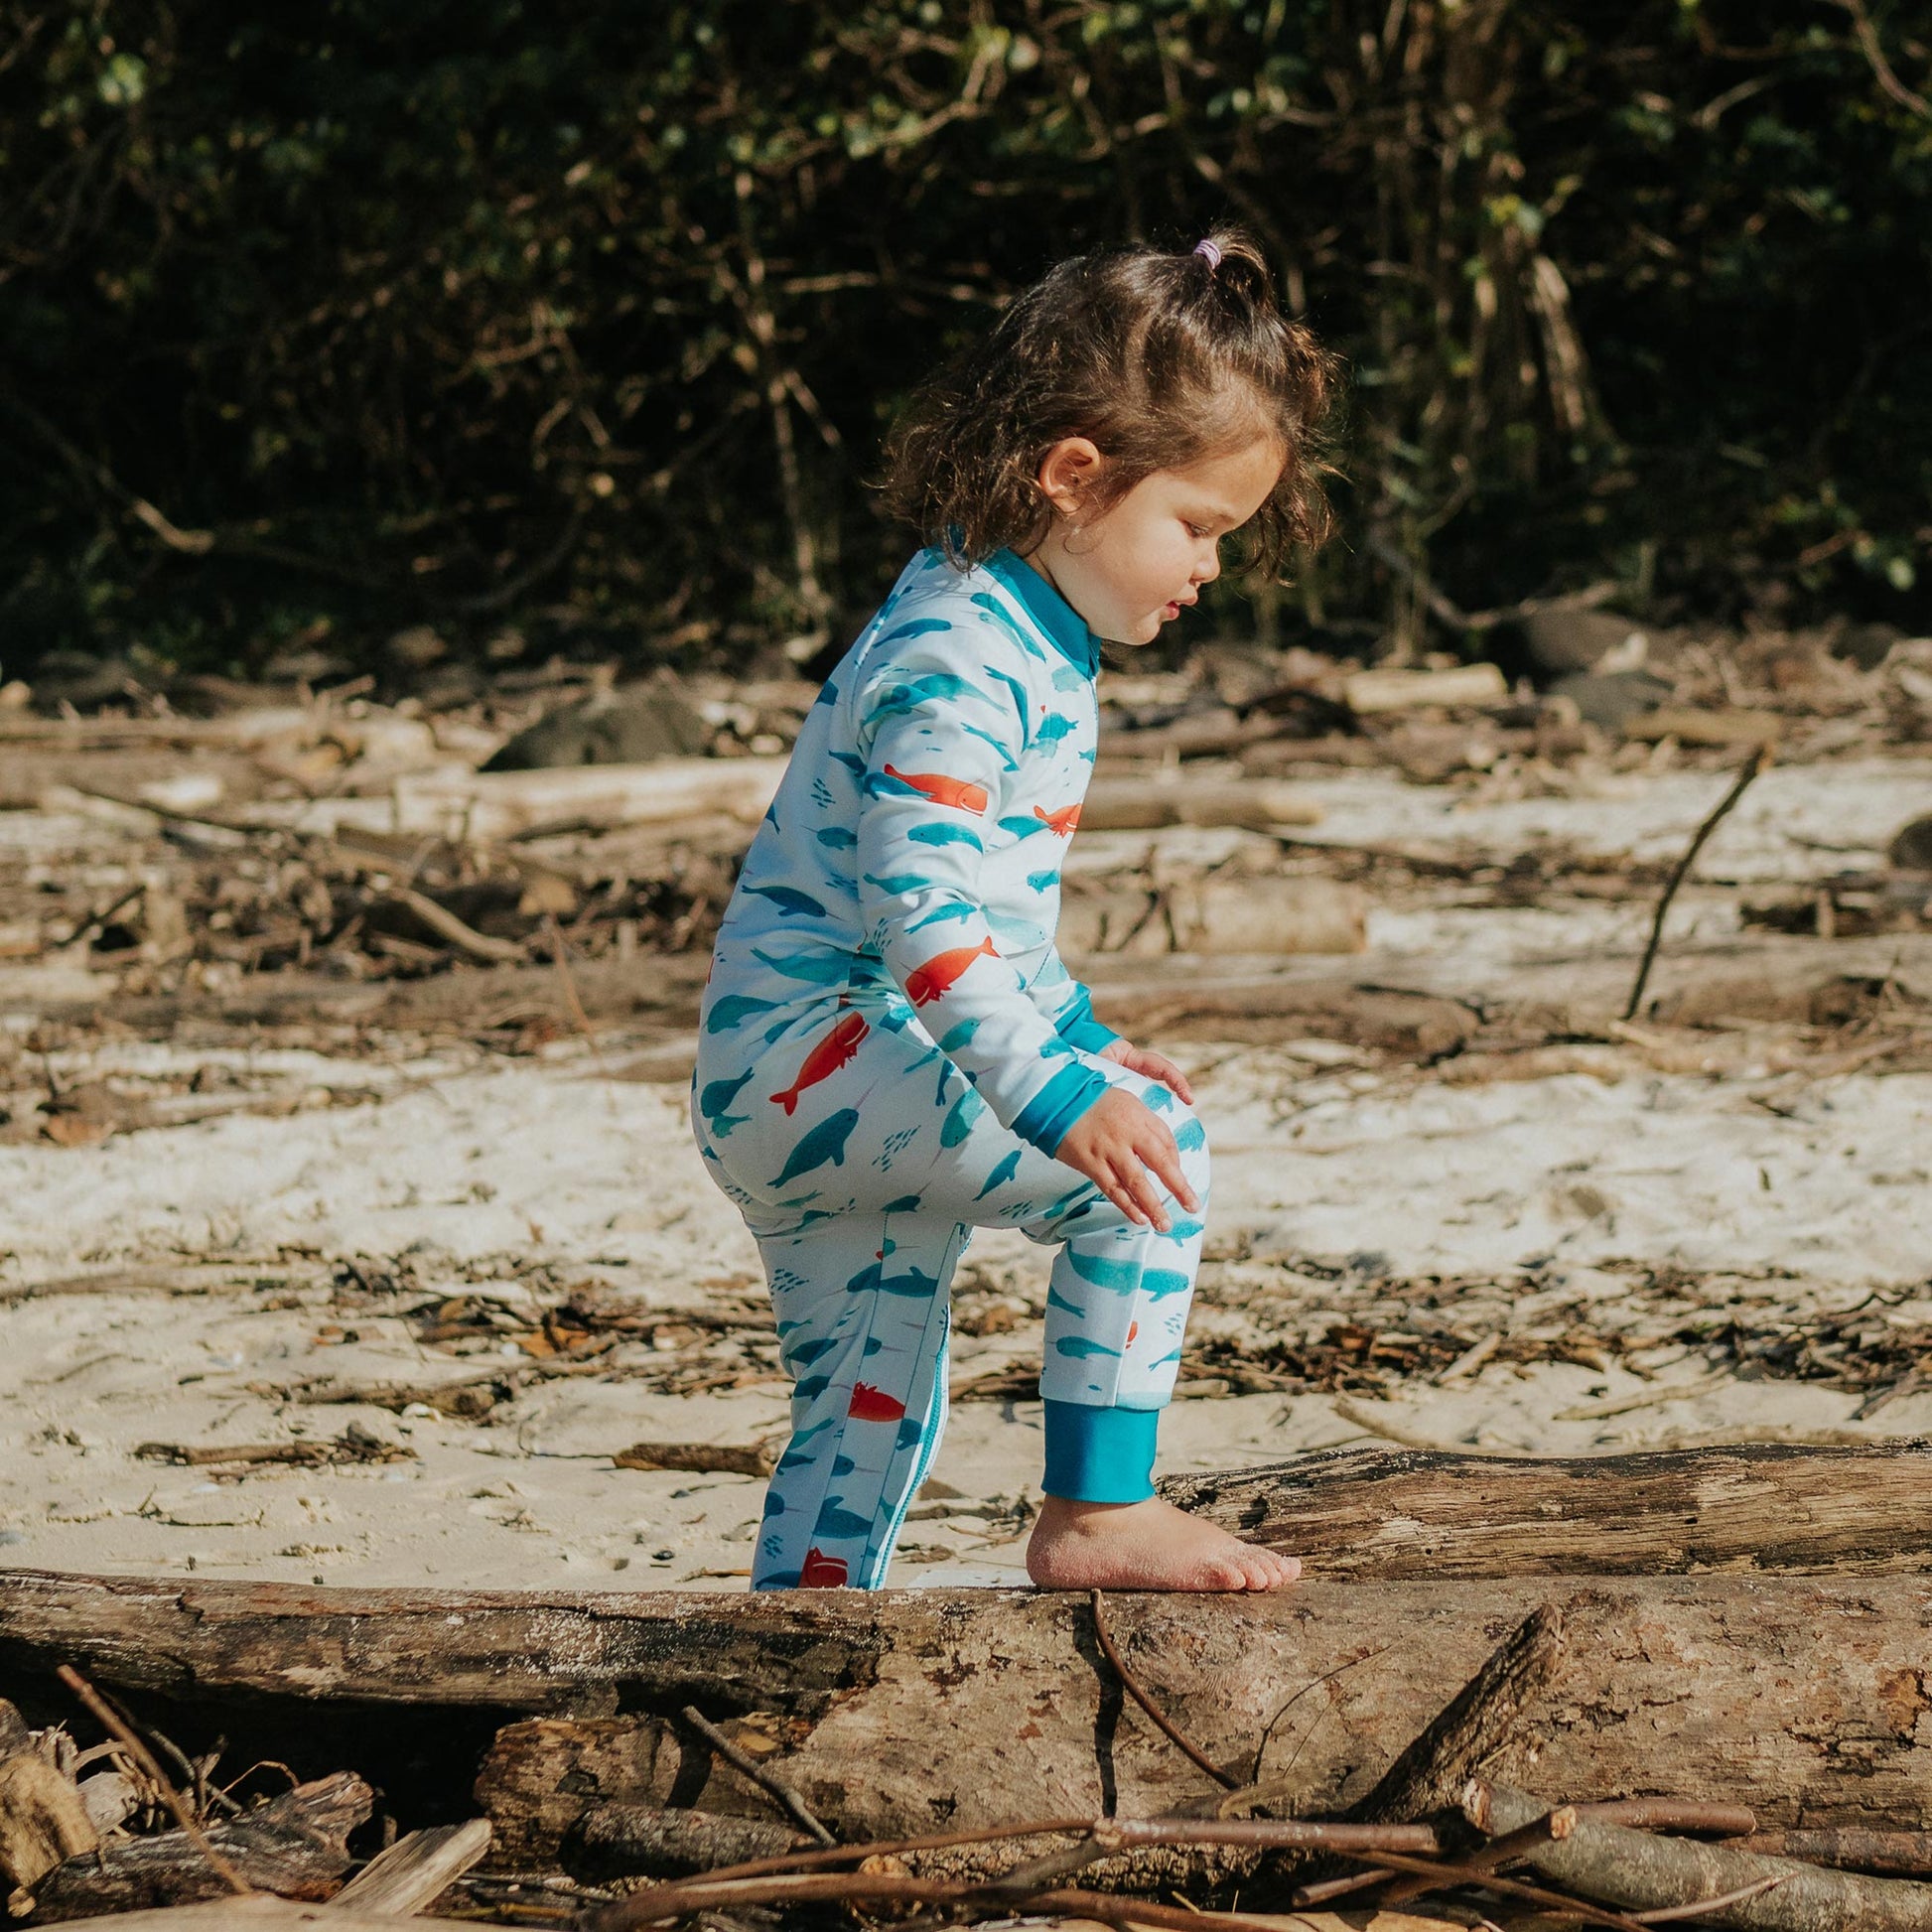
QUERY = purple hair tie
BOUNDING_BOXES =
[1193,238,1222,269]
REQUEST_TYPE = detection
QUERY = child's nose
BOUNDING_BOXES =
[1194,544,1221,585]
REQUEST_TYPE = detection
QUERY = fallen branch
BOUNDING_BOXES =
[1468,1777,1932,1931]
[1624,745,1772,1021]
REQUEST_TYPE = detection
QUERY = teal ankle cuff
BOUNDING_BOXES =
[1041,1399,1159,1503]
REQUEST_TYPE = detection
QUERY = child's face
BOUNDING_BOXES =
[1030,435,1285,647]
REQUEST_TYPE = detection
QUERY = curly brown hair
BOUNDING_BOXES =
[881,228,1339,577]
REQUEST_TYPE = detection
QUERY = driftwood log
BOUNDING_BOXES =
[1160,1442,1932,1578]
[29,1773,371,1922]
[5,1568,1929,1847]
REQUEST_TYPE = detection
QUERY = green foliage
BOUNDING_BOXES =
[2,0,1927,675]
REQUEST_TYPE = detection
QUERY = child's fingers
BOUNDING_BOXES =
[1134,1123,1199,1217]
[1121,1146,1178,1231]
[1143,1051,1196,1104]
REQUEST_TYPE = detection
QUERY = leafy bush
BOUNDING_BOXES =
[3,0,1927,677]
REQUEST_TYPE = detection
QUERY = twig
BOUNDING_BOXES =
[1826,0,1932,118]
[1090,1588,1240,1789]
[678,1705,835,1847]
[1633,1872,1790,1922]
[57,1664,253,1896]
[1354,1848,1659,1931]
[1624,746,1772,1021]
[1378,1802,1579,1908]
[373,887,525,965]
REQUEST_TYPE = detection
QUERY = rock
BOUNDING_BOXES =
[1833,620,1904,671]
[1888,815,1932,873]
[1512,606,1649,676]
[1547,668,1673,733]
[386,625,449,669]
[482,680,710,771]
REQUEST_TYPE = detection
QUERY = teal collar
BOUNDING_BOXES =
[981,549,1099,677]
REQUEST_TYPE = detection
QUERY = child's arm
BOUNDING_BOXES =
[853,645,1111,1158]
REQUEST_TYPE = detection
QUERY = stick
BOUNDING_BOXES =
[1090,1588,1240,1789]
[677,1706,834,1847]
[1351,1847,1660,1931]
[1377,1802,1579,1908]
[372,888,525,965]
[1623,746,1771,1021]
[1633,1873,1790,1922]
[56,1665,253,1896]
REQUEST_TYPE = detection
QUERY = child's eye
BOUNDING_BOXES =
[1184,522,1210,539]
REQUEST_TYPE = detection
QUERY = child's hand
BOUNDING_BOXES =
[1100,1037,1196,1105]
[1053,1090,1199,1233]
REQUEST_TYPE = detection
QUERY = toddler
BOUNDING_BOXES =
[692,230,1335,1591]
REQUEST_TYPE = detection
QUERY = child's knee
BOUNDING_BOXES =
[1167,1100,1210,1205]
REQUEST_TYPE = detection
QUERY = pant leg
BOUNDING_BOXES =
[1027,1094,1210,1501]
[751,1208,968,1589]
[703,1002,1210,1581]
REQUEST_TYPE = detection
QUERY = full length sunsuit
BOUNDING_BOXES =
[691,547,1209,1588]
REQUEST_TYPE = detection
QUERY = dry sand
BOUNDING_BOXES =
[5,752,1931,1589]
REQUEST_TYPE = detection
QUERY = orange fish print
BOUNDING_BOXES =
[800,1547,849,1587]
[768,1011,870,1114]
[1034,802,1082,837]
[904,935,997,1006]
[883,763,989,815]
[847,1382,906,1422]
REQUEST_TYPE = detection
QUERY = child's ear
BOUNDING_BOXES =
[1036,437,1105,519]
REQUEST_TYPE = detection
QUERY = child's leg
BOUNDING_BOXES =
[750,1209,968,1589]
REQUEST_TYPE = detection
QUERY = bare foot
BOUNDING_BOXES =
[1025,1495,1302,1591]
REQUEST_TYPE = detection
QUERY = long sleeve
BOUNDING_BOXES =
[853,636,1110,1156]
[1024,944,1121,1054]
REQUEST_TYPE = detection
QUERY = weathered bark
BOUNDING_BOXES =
[1160,1443,1932,1578]
[1342,1602,1565,1823]
[28,1774,370,1922]
[5,1566,1931,1850]
[1470,1778,1932,1932]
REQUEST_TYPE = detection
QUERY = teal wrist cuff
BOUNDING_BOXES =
[1055,989,1121,1054]
[1013,1062,1111,1156]
[1041,1399,1160,1502]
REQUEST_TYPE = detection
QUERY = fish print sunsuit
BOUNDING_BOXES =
[691,547,1210,1589]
